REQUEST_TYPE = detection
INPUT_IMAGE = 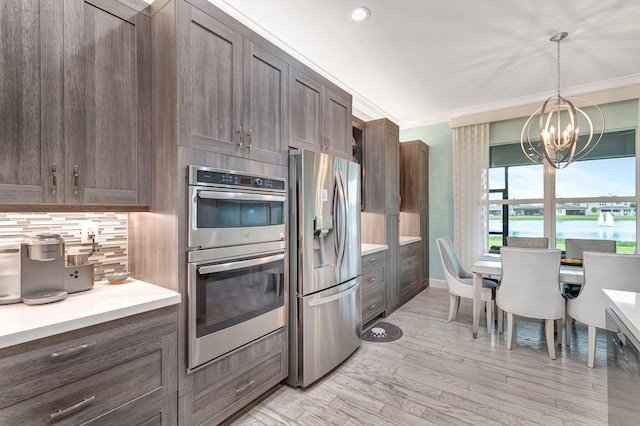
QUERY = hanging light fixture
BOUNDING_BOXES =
[520,32,604,169]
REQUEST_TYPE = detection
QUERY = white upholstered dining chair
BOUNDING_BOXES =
[496,247,563,359]
[436,237,498,333]
[564,238,616,259]
[562,238,616,300]
[566,252,640,367]
[506,236,549,249]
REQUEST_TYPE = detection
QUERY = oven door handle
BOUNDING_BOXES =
[197,190,286,203]
[198,253,285,275]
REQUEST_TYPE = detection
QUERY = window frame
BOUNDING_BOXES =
[488,130,639,250]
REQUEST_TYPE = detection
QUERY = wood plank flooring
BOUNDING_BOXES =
[223,287,608,425]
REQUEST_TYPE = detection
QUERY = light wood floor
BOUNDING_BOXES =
[224,287,608,425]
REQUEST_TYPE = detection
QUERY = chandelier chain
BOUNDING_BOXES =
[556,37,561,98]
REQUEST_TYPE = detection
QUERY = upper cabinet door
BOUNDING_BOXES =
[288,67,323,151]
[64,0,150,205]
[0,0,64,204]
[385,125,400,211]
[243,41,288,165]
[323,88,352,159]
[184,7,243,157]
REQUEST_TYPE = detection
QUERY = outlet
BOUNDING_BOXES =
[80,221,99,244]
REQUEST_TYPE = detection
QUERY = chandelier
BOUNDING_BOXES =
[520,32,604,169]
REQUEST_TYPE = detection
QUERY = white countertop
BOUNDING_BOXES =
[399,236,422,245]
[604,289,640,342]
[361,243,388,256]
[0,279,181,349]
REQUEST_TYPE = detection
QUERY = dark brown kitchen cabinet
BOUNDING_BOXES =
[182,8,287,165]
[178,328,287,426]
[360,118,401,314]
[289,67,352,159]
[0,0,151,206]
[399,241,420,304]
[385,211,401,312]
[0,307,177,425]
[64,0,151,205]
[0,0,63,203]
[400,140,430,289]
[361,251,386,326]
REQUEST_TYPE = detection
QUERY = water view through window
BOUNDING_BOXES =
[489,130,637,254]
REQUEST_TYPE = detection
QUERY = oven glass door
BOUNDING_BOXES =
[188,251,286,370]
[189,187,286,248]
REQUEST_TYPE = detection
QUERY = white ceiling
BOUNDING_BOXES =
[208,0,640,128]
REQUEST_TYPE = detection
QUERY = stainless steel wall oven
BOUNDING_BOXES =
[188,165,286,250]
[187,166,287,373]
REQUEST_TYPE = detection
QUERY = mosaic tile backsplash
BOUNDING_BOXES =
[0,213,128,281]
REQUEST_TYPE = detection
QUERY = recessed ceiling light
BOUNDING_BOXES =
[349,7,371,22]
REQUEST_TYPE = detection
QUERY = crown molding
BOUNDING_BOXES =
[405,73,640,130]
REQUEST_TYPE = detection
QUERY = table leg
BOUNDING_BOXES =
[472,272,481,339]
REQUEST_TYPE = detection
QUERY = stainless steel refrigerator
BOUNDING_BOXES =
[287,149,362,387]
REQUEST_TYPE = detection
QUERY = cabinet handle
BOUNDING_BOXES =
[247,129,253,151]
[321,136,327,151]
[50,341,96,359]
[369,277,376,282]
[368,304,376,310]
[368,258,376,263]
[51,163,57,194]
[235,379,255,394]
[325,137,330,150]
[237,126,243,147]
[73,165,79,195]
[50,396,96,420]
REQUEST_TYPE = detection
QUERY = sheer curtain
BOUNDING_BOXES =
[452,123,489,270]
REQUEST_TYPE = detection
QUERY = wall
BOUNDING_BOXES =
[0,213,128,280]
[400,122,453,281]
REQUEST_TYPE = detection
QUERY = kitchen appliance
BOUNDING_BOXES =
[187,165,286,249]
[186,166,288,373]
[0,241,21,304]
[606,308,640,424]
[287,149,362,388]
[64,262,95,293]
[20,233,68,305]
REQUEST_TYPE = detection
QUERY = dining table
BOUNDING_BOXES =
[471,253,584,339]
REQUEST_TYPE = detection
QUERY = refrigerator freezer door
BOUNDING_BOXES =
[298,278,361,387]
[294,150,361,295]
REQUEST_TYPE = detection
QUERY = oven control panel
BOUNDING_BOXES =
[190,166,285,191]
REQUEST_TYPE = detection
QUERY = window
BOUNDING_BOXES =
[489,129,637,254]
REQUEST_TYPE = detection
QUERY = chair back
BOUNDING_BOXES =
[436,238,473,296]
[567,252,640,329]
[436,237,467,280]
[497,247,563,319]
[506,236,549,249]
[565,238,615,259]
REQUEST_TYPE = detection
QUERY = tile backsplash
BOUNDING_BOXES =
[0,213,128,281]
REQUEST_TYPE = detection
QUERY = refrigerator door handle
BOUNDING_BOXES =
[307,282,359,307]
[333,171,348,270]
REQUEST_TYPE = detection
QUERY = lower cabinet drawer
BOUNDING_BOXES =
[0,348,163,425]
[0,307,177,409]
[362,280,385,325]
[361,252,386,270]
[190,349,283,425]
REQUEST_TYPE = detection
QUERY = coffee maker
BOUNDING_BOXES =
[19,232,96,305]
[20,233,68,305]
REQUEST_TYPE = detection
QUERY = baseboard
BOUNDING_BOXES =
[429,279,446,289]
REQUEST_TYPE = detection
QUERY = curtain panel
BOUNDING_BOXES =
[452,123,490,270]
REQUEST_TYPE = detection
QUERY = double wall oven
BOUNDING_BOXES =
[187,166,287,372]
